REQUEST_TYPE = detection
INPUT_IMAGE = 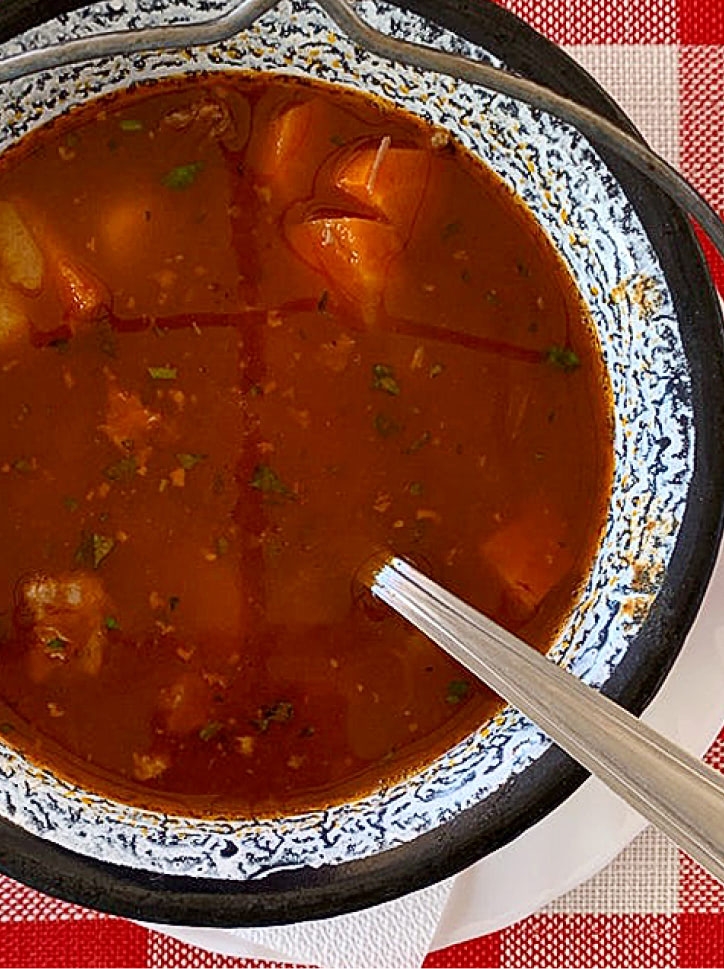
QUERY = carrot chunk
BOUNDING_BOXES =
[0,201,44,293]
[335,142,430,236]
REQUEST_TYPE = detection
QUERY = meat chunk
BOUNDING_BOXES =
[53,256,110,325]
[335,142,430,238]
[157,672,213,735]
[14,572,112,680]
[132,751,170,781]
[160,92,250,151]
[100,376,161,465]
[0,201,44,293]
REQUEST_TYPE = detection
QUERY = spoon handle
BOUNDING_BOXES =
[371,556,724,884]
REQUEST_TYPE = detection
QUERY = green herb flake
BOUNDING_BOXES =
[45,636,67,655]
[12,458,32,474]
[169,595,181,612]
[216,536,230,557]
[147,366,177,380]
[199,720,223,742]
[374,413,400,438]
[0,722,15,736]
[429,362,445,378]
[162,161,204,190]
[545,345,581,372]
[74,532,116,570]
[63,496,79,513]
[409,481,424,496]
[175,452,206,471]
[372,363,401,396]
[330,133,346,147]
[65,132,80,149]
[119,119,144,132]
[104,616,120,631]
[98,320,117,357]
[104,455,137,482]
[50,337,71,353]
[446,679,470,705]
[317,289,329,313]
[406,430,431,455]
[253,700,294,733]
[250,464,294,499]
[441,220,462,240]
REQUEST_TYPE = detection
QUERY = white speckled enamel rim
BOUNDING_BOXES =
[0,0,694,880]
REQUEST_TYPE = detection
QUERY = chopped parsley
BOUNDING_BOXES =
[50,337,71,353]
[406,430,431,455]
[441,220,462,240]
[446,679,470,705]
[216,536,230,557]
[372,363,400,396]
[0,722,14,736]
[45,636,67,655]
[199,720,223,742]
[104,455,137,481]
[546,345,581,372]
[12,458,32,474]
[147,365,177,380]
[175,452,206,471]
[63,496,79,513]
[409,481,424,496]
[74,532,116,570]
[374,413,400,438]
[253,700,294,733]
[250,463,294,499]
[104,616,120,631]
[162,161,204,190]
[169,595,181,612]
[119,119,143,132]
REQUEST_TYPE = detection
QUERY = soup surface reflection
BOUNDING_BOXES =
[0,74,612,816]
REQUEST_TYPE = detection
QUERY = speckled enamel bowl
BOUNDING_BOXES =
[0,0,723,926]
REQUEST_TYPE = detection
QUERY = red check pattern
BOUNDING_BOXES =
[2,0,724,965]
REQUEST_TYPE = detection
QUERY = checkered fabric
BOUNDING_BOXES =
[1,0,724,966]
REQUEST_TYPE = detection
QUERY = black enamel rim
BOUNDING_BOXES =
[1,0,723,927]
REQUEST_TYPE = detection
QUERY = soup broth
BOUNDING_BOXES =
[0,74,612,816]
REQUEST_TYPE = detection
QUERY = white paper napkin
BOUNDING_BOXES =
[144,876,456,967]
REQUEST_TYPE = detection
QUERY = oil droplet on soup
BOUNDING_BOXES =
[0,74,612,817]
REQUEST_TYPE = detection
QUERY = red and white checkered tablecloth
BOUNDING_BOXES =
[2,0,724,966]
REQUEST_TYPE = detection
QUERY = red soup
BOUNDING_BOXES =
[0,73,612,817]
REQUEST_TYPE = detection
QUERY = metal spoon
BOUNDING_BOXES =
[369,554,724,885]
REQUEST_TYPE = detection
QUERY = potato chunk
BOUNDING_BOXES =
[0,201,44,293]
[14,572,112,680]
[480,502,573,622]
[335,142,430,237]
[0,283,28,348]
[287,216,402,321]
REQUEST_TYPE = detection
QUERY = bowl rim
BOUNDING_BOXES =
[1,0,724,928]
